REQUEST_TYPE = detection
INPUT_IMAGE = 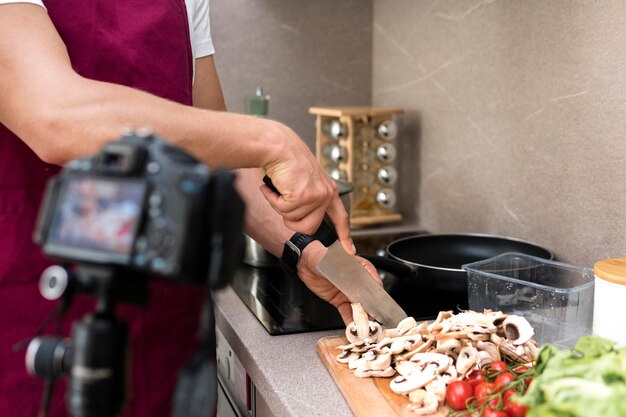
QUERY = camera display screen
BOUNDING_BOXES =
[48,177,146,256]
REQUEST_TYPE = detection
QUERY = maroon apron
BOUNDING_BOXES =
[0,1,206,416]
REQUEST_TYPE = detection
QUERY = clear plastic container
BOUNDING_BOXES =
[463,252,594,347]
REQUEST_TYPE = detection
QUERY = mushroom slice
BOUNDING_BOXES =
[477,341,500,358]
[455,346,479,377]
[502,315,534,345]
[424,376,447,404]
[478,350,495,368]
[345,303,372,346]
[373,337,394,353]
[364,351,392,371]
[397,339,434,361]
[427,310,453,333]
[336,350,360,364]
[409,353,450,373]
[468,332,491,342]
[436,338,461,355]
[395,360,424,377]
[524,340,539,361]
[397,316,418,335]
[407,389,438,415]
[365,321,383,345]
[440,361,458,384]
[389,367,438,395]
[354,366,395,378]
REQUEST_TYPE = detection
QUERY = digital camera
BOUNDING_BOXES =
[33,130,244,286]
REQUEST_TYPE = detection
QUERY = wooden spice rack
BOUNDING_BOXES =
[309,106,404,227]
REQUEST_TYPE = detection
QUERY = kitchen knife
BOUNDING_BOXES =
[316,240,408,328]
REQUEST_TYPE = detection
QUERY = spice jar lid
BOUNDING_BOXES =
[594,258,626,285]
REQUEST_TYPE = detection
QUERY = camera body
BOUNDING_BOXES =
[34,131,244,286]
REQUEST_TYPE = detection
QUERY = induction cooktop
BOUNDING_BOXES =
[230,264,344,335]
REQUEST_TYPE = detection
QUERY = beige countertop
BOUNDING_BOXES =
[214,285,354,417]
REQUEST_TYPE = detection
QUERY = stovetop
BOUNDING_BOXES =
[230,264,344,335]
[230,228,454,336]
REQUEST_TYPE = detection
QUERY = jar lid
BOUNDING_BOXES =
[594,258,626,285]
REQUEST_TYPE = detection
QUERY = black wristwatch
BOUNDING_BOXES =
[280,232,316,273]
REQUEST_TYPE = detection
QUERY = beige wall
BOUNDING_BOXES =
[210,1,626,266]
[210,0,372,147]
[373,0,626,265]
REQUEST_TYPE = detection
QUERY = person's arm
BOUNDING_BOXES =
[191,55,381,324]
[0,3,352,251]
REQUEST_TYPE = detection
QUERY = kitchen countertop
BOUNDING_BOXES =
[214,285,353,417]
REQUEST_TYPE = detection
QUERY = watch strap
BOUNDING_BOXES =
[280,232,316,273]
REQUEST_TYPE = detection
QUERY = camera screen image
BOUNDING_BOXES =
[48,177,146,255]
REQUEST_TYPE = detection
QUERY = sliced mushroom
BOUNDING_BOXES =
[354,366,396,378]
[336,343,370,353]
[502,315,534,345]
[424,376,447,404]
[478,350,495,367]
[476,340,501,365]
[346,303,382,346]
[436,338,461,355]
[397,316,418,335]
[395,360,425,377]
[455,346,479,377]
[389,367,438,395]
[427,310,453,333]
[409,353,450,373]
[524,339,539,361]
[373,337,394,353]
[364,351,392,371]
[345,303,374,346]
[397,339,434,361]
[407,389,438,415]
[440,360,458,384]
[336,350,360,364]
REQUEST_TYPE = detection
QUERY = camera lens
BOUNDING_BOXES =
[26,337,73,378]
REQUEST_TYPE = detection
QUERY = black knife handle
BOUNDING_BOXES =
[262,175,337,246]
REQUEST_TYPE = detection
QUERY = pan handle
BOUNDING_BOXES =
[358,254,417,276]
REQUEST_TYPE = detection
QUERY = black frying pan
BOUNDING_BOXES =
[360,233,553,317]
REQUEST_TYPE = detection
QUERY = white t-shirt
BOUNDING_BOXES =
[0,0,215,60]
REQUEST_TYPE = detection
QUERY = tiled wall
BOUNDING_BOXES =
[211,0,372,147]
[373,0,626,265]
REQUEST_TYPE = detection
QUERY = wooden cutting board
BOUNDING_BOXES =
[317,336,448,417]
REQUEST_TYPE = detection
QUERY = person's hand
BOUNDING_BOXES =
[296,240,382,325]
[258,120,354,255]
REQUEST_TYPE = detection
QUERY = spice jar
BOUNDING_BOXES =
[593,258,626,347]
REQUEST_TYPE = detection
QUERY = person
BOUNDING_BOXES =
[0,1,381,416]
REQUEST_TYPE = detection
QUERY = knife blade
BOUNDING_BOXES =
[316,240,407,328]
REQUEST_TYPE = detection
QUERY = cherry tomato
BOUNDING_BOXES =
[484,408,508,417]
[494,371,516,391]
[474,382,496,407]
[505,399,528,417]
[445,380,474,410]
[466,369,487,388]
[503,389,517,401]
[503,389,528,417]
[488,360,508,373]
[514,366,534,388]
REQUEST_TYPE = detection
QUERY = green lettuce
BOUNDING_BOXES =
[518,336,626,417]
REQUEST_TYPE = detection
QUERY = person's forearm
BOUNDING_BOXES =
[235,168,293,256]
[14,75,287,169]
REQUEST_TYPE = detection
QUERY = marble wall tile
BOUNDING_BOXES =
[373,0,626,265]
[210,0,372,147]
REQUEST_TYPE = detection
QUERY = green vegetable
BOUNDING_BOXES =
[518,336,626,417]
